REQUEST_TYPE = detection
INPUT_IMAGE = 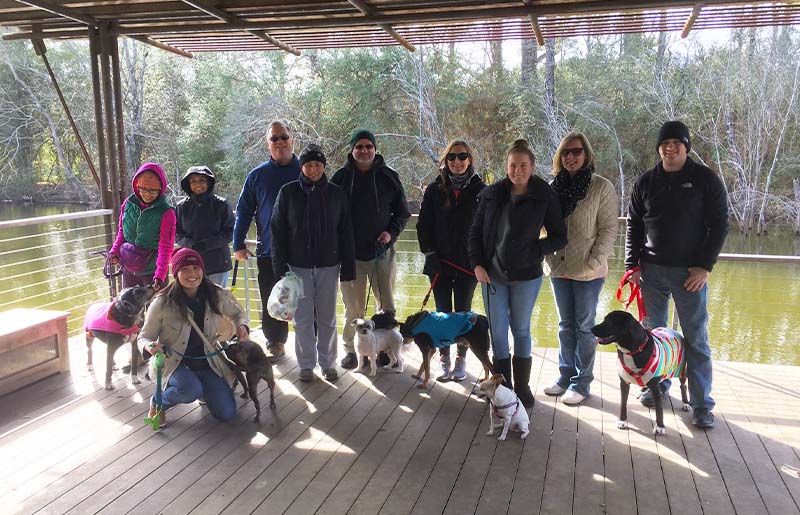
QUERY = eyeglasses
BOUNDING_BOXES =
[561,148,584,158]
[354,144,374,151]
[138,188,160,195]
[269,134,291,143]
[446,152,470,162]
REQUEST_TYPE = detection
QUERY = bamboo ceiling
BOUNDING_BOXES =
[2,1,799,56]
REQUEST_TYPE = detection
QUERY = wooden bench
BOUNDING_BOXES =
[0,309,70,397]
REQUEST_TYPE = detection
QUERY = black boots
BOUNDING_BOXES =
[513,356,535,408]
[493,357,512,390]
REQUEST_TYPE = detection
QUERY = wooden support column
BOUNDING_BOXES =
[109,34,128,203]
[98,23,121,217]
[89,28,115,249]
[681,4,703,38]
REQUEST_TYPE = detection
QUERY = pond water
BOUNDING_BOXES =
[2,202,799,366]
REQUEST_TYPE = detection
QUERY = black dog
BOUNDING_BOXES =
[371,310,399,330]
[591,310,690,436]
[221,338,276,422]
[399,310,494,389]
[84,285,154,390]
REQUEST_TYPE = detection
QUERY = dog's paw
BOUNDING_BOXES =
[411,373,421,379]
[521,431,529,440]
[653,425,667,436]
[104,382,115,391]
[497,434,507,441]
[682,403,691,412]
[240,392,249,399]
[87,364,94,372]
[131,376,141,385]
[486,430,495,436]
[416,383,427,389]
[617,419,629,430]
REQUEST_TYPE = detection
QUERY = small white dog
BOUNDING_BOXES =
[479,374,530,441]
[351,318,405,377]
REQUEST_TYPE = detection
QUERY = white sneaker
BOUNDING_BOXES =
[543,381,567,396]
[561,390,587,406]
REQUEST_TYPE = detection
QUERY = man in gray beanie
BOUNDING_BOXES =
[625,120,729,429]
[331,129,411,370]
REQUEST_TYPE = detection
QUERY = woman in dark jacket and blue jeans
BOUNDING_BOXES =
[469,139,567,407]
[417,140,485,381]
[271,144,356,383]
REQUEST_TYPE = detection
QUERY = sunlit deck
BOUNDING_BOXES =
[1,332,798,515]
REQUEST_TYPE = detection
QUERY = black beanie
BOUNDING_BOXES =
[349,129,377,150]
[299,144,326,168]
[656,121,691,153]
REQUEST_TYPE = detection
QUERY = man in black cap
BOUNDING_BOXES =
[625,120,729,429]
[331,129,411,369]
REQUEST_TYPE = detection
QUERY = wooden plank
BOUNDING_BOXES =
[347,378,452,514]
[281,367,418,515]
[379,379,475,515]
[160,371,358,514]
[225,372,392,514]
[307,364,434,514]
[95,364,306,514]
[597,352,637,515]
[571,381,606,514]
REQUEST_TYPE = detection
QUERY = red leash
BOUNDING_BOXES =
[420,259,477,309]
[617,267,647,321]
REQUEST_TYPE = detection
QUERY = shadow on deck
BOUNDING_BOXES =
[1,333,799,515]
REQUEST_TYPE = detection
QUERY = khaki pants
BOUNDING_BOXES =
[340,246,397,352]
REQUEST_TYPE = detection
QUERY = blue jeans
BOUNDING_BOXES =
[481,276,543,359]
[551,277,605,396]
[158,365,237,421]
[640,262,714,410]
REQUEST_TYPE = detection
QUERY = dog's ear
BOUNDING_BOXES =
[350,319,359,326]
[491,373,504,384]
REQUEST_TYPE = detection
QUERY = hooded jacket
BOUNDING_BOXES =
[330,154,411,261]
[469,176,567,282]
[175,167,235,275]
[417,172,485,278]
[109,163,176,281]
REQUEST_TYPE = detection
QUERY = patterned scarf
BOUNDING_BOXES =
[448,166,475,191]
[551,166,593,218]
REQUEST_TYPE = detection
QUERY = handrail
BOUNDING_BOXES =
[0,209,113,229]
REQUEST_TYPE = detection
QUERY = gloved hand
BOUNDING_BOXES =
[424,252,442,276]
[152,278,166,291]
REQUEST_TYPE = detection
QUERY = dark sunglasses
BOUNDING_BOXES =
[269,134,291,142]
[446,152,470,162]
[354,144,374,151]
[561,148,584,158]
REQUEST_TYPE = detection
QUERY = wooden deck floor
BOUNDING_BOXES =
[1,333,799,515]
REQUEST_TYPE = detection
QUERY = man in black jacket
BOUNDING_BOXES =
[625,121,729,429]
[331,129,411,369]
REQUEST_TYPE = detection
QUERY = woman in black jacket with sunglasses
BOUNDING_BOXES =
[417,140,486,382]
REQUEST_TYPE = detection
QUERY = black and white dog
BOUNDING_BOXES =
[84,285,154,390]
[592,310,690,436]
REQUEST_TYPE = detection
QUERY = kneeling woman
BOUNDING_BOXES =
[139,248,249,425]
[271,144,355,383]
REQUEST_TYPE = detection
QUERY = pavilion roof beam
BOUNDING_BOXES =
[682,3,704,38]
[179,0,300,55]
[522,0,545,45]
[13,0,193,57]
[347,0,416,52]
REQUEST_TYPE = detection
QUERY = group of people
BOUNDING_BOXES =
[109,118,728,431]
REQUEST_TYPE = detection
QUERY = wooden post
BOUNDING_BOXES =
[89,28,115,248]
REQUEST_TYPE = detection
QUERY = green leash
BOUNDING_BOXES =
[143,351,165,430]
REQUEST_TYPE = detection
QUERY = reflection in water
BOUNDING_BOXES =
[1,203,799,366]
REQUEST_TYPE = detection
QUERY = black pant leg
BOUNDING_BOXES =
[452,275,478,357]
[257,256,288,346]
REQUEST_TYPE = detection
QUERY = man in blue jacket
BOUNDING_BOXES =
[233,121,300,359]
[625,120,729,429]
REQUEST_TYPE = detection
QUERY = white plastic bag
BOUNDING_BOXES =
[267,271,304,321]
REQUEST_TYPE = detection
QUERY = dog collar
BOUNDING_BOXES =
[622,332,651,356]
